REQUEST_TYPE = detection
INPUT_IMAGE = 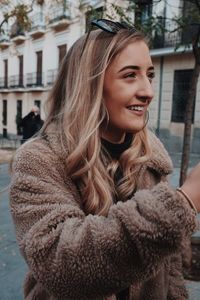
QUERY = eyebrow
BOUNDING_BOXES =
[118,65,155,72]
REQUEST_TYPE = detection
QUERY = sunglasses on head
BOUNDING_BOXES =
[80,18,136,57]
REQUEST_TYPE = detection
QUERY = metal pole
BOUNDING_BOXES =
[156,56,164,136]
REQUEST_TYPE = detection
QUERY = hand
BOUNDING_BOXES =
[180,162,200,213]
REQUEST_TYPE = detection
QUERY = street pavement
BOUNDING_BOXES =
[0,161,200,300]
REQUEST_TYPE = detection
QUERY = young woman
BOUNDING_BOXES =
[10,19,200,300]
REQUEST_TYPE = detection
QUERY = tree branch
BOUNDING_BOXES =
[194,0,200,11]
[0,0,41,33]
[0,18,8,31]
[192,25,200,63]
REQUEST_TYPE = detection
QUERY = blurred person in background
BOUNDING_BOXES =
[18,105,44,144]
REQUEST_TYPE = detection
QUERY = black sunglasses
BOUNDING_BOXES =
[80,18,136,57]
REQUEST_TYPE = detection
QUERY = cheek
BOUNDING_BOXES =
[104,84,129,105]
[104,82,119,99]
[103,85,119,112]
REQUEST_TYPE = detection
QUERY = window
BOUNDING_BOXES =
[152,15,165,48]
[16,100,22,134]
[4,59,8,88]
[2,99,7,126]
[171,69,195,123]
[135,0,152,26]
[36,51,43,85]
[34,100,41,110]
[19,55,23,87]
[3,128,7,138]
[58,44,67,67]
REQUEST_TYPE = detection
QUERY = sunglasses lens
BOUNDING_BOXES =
[99,20,120,32]
[92,19,129,33]
[91,20,114,33]
[91,19,134,33]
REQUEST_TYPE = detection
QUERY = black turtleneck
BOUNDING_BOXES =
[101,133,133,160]
[101,133,133,188]
[101,133,133,300]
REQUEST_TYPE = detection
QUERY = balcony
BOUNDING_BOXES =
[29,12,46,39]
[9,75,24,89]
[10,22,26,44]
[0,72,56,91]
[0,30,11,49]
[0,77,8,90]
[151,20,198,50]
[48,2,71,31]
[47,69,58,85]
[26,72,44,88]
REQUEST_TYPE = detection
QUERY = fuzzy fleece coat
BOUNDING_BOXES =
[9,127,197,300]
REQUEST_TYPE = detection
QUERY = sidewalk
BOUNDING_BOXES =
[0,149,15,164]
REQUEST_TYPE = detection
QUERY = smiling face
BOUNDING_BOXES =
[102,40,154,143]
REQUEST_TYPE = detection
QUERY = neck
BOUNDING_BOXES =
[101,125,126,144]
[101,132,126,144]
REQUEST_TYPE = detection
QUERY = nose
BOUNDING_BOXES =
[136,77,154,103]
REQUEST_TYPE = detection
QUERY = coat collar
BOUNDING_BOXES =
[145,130,173,175]
[45,125,173,176]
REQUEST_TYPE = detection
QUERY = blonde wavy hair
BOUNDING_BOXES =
[42,28,152,216]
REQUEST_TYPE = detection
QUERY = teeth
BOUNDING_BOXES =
[128,106,144,111]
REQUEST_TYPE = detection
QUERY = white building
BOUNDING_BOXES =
[0,0,200,154]
[0,0,86,138]
[148,0,200,154]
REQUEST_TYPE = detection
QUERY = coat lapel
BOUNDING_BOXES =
[145,130,173,176]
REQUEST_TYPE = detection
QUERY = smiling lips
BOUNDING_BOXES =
[126,105,146,116]
[127,105,144,111]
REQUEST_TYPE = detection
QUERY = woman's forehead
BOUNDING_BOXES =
[109,40,152,71]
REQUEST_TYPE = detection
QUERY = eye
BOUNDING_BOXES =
[124,72,137,78]
[148,72,155,82]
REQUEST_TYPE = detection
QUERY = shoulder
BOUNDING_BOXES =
[12,135,66,176]
[14,137,52,160]
[10,135,74,201]
[147,130,168,152]
[146,129,173,175]
[23,112,34,120]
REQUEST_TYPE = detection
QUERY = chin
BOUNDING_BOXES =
[128,123,146,133]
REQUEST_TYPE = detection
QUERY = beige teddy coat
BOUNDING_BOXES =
[9,127,197,300]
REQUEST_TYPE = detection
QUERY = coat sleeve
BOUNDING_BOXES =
[167,253,188,300]
[9,141,197,300]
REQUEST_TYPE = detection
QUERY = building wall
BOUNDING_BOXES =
[151,52,200,154]
[0,1,85,137]
[0,91,49,135]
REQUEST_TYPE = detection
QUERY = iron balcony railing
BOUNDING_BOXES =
[9,75,25,88]
[47,69,58,85]
[0,25,10,43]
[0,77,8,89]
[30,12,45,32]
[0,32,10,43]
[10,22,25,39]
[49,1,70,23]
[152,20,199,49]
[26,72,44,87]
[0,71,60,89]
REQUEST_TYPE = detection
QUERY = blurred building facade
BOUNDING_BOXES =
[0,0,200,154]
[149,0,200,154]
[0,0,86,139]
